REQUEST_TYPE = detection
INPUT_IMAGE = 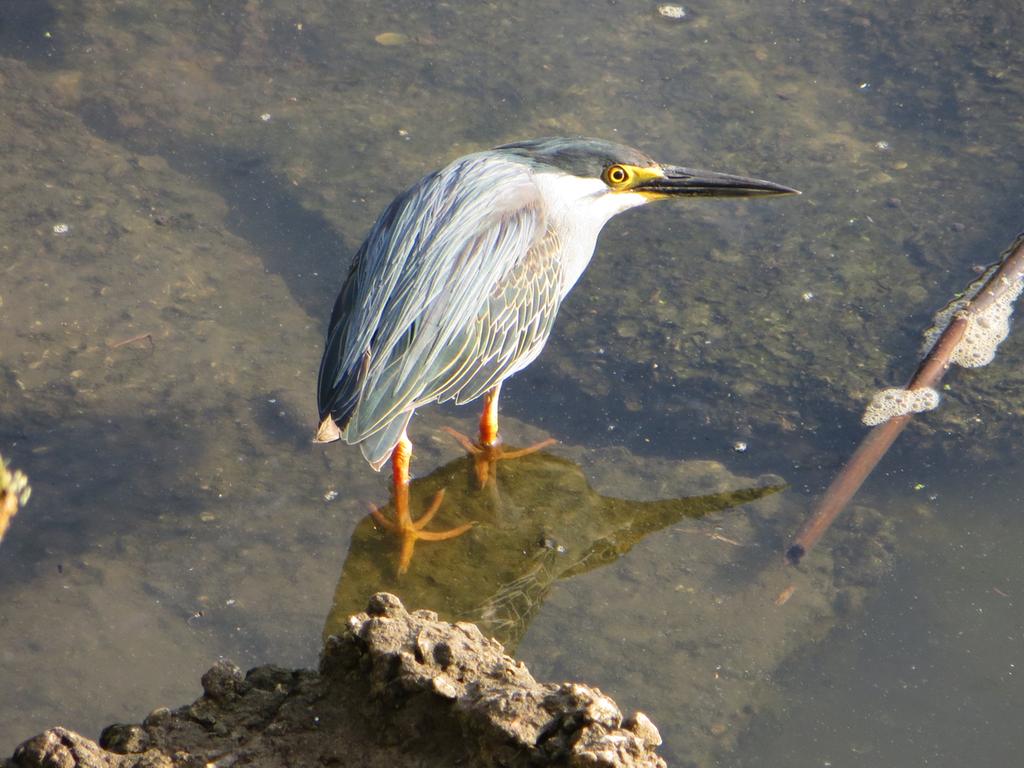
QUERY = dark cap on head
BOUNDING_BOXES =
[495,137,659,177]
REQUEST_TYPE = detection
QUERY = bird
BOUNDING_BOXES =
[315,137,798,572]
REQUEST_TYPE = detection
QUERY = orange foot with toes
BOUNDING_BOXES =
[372,433,474,575]
[369,487,473,576]
[442,427,556,487]
[442,383,556,487]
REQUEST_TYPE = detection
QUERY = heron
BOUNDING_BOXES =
[315,137,797,572]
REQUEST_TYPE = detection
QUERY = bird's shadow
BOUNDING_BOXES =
[323,446,782,652]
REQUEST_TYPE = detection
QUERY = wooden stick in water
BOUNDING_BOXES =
[787,234,1024,565]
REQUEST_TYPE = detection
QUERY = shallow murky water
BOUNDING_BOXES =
[1,1,1022,765]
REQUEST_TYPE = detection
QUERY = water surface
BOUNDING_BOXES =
[1,1,1022,765]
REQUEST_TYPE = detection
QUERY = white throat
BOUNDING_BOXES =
[532,172,649,297]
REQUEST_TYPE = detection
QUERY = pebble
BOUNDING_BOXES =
[657,5,687,19]
[431,675,459,699]
[374,32,409,46]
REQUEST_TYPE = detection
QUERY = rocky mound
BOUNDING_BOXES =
[7,593,665,768]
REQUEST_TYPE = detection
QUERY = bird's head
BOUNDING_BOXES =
[494,137,798,218]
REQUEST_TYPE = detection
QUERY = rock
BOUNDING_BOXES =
[624,712,663,748]
[334,594,664,765]
[199,660,245,703]
[6,595,667,768]
[9,728,170,768]
[139,711,169,729]
[97,725,148,755]
[11,728,112,768]
[243,664,293,692]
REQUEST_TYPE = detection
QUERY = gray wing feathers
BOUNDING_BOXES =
[357,411,413,472]
[434,228,564,404]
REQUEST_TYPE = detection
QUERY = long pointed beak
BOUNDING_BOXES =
[638,165,800,198]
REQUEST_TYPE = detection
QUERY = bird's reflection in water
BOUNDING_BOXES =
[325,446,781,650]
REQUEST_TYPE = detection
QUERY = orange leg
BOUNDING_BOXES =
[479,385,501,446]
[369,430,474,575]
[443,383,557,487]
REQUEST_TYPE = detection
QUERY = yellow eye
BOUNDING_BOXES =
[604,164,631,187]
